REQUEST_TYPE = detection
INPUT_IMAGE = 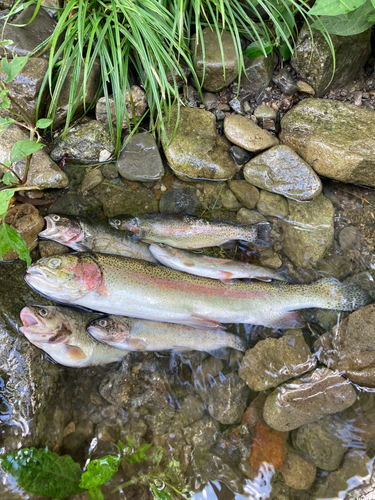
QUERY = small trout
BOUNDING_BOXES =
[109,213,272,249]
[39,214,156,263]
[24,253,370,329]
[150,243,286,283]
[87,315,246,353]
[19,305,126,367]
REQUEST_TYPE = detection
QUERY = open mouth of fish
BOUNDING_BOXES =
[19,307,65,344]
[39,217,59,238]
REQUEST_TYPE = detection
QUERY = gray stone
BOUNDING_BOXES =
[236,207,267,224]
[0,58,49,121]
[280,98,375,187]
[116,133,164,182]
[101,163,118,180]
[220,184,242,211]
[228,180,259,209]
[224,114,279,152]
[293,415,349,471]
[239,332,316,391]
[279,446,316,490]
[229,145,254,167]
[263,368,357,432]
[183,416,220,448]
[283,194,334,268]
[159,187,201,214]
[229,98,242,114]
[273,68,298,95]
[91,180,158,217]
[79,169,103,192]
[48,193,103,219]
[254,104,277,121]
[256,190,288,218]
[50,121,115,164]
[0,124,68,189]
[191,27,238,92]
[291,25,371,96]
[95,86,148,127]
[203,92,218,110]
[240,55,273,93]
[172,393,205,429]
[0,6,60,59]
[198,372,249,425]
[162,106,239,181]
[243,145,322,201]
[315,302,375,387]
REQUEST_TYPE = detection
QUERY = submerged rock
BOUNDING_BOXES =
[263,368,357,432]
[159,187,201,214]
[183,416,220,448]
[282,194,334,268]
[280,99,375,187]
[191,27,238,92]
[238,332,316,391]
[279,445,316,490]
[79,169,103,193]
[236,208,267,224]
[48,192,103,218]
[315,302,375,386]
[224,114,279,152]
[243,145,322,201]
[228,180,259,209]
[162,106,239,181]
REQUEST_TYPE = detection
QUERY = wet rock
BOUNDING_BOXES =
[183,416,220,448]
[2,204,44,261]
[283,194,334,268]
[254,104,277,121]
[101,163,118,180]
[79,169,103,192]
[256,190,288,218]
[243,145,322,201]
[203,92,218,110]
[0,58,49,121]
[315,302,375,386]
[0,124,68,189]
[273,68,298,95]
[263,368,357,432]
[239,332,316,391]
[39,240,70,258]
[240,55,273,93]
[229,145,253,167]
[339,226,361,252]
[228,180,259,209]
[162,106,239,181]
[259,253,282,269]
[50,121,115,164]
[280,99,375,187]
[63,420,94,453]
[116,132,164,182]
[220,184,242,211]
[224,114,279,152]
[95,86,148,127]
[296,80,315,96]
[172,393,205,429]
[291,25,371,96]
[236,207,267,224]
[0,6,60,59]
[292,414,349,471]
[91,180,158,217]
[191,27,238,92]
[229,98,242,114]
[279,446,316,490]
[145,404,175,434]
[159,187,201,214]
[48,192,103,218]
[51,61,101,129]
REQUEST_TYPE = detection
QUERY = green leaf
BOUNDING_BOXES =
[244,41,273,59]
[0,116,15,136]
[153,446,164,467]
[313,0,375,34]
[150,483,173,500]
[10,140,44,164]
[2,171,18,186]
[163,460,181,484]
[0,448,84,499]
[88,487,105,500]
[278,43,292,60]
[36,118,53,129]
[309,0,367,15]
[0,189,15,218]
[367,11,375,18]
[0,223,31,265]
[0,39,13,46]
[1,56,29,83]
[126,442,153,464]
[80,455,121,490]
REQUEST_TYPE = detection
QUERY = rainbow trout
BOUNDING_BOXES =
[24,253,370,329]
[87,316,246,353]
[149,243,286,283]
[39,214,156,263]
[109,213,272,249]
[19,305,127,367]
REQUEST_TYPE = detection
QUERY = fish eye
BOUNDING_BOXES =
[98,319,108,327]
[113,219,121,226]
[38,308,48,317]
[48,257,62,269]
[52,215,60,222]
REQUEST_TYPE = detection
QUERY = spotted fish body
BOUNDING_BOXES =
[24,253,370,330]
[87,315,246,353]
[149,243,286,283]
[19,305,127,367]
[39,214,156,263]
[109,213,272,249]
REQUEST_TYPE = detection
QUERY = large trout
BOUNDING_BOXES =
[24,253,370,329]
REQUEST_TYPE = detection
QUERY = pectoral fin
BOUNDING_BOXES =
[127,338,147,350]
[190,315,225,330]
[64,345,87,360]
[269,311,305,330]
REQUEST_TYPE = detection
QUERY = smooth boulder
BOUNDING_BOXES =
[224,115,279,153]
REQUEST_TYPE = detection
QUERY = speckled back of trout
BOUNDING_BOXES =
[25,252,371,329]
[109,213,272,249]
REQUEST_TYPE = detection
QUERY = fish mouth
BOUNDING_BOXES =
[39,216,59,238]
[19,307,50,343]
[87,325,108,343]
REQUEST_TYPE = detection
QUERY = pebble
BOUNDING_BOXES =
[279,446,316,490]
[296,80,315,95]
[273,68,299,95]
[224,114,279,152]
[229,98,243,114]
[254,104,277,121]
[101,163,118,179]
[256,190,289,218]
[228,180,259,209]
[79,169,103,192]
[229,145,254,167]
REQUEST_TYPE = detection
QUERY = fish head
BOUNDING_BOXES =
[25,253,102,302]
[19,305,73,346]
[39,214,84,249]
[87,316,131,345]
[109,214,140,234]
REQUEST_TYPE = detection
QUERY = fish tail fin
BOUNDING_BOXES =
[312,278,371,311]
[251,222,272,249]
